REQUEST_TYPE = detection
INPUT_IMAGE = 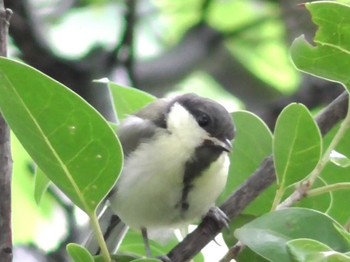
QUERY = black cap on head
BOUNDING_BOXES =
[172,94,235,142]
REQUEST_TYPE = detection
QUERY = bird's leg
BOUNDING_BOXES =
[141,228,172,262]
[141,227,152,258]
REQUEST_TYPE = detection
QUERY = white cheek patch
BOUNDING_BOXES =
[167,103,207,149]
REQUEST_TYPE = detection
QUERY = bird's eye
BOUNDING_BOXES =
[196,113,210,127]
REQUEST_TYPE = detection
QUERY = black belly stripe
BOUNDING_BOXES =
[179,145,223,212]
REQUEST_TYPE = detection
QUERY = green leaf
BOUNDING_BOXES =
[321,163,350,225]
[235,208,350,262]
[108,82,156,121]
[334,223,350,246]
[0,58,123,214]
[287,238,350,262]
[321,127,350,224]
[220,111,274,214]
[67,243,94,262]
[332,125,350,160]
[290,1,350,87]
[330,150,350,168]
[236,247,269,262]
[273,103,322,188]
[94,254,140,262]
[119,230,176,258]
[34,168,51,205]
[222,214,256,247]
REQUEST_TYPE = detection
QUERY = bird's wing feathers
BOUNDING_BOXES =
[117,118,157,156]
[118,98,169,156]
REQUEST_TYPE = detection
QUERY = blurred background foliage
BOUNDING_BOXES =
[4,0,346,261]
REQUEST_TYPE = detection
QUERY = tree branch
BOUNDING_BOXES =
[113,0,137,86]
[0,2,13,262]
[167,91,349,262]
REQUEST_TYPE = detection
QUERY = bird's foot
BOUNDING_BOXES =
[205,206,230,229]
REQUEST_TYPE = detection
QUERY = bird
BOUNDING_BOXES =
[86,93,235,258]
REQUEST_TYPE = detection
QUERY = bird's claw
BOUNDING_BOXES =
[206,207,230,229]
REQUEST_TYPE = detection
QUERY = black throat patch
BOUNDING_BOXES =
[177,145,224,212]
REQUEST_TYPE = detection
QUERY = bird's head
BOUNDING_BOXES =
[165,94,235,152]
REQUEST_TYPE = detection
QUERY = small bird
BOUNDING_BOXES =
[87,93,235,257]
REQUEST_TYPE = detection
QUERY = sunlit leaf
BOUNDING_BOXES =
[67,243,94,262]
[34,168,51,205]
[94,254,140,262]
[330,150,350,168]
[273,103,322,188]
[0,57,123,214]
[108,82,156,121]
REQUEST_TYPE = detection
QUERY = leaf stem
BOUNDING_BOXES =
[308,98,350,186]
[271,186,285,210]
[308,182,350,197]
[89,212,111,262]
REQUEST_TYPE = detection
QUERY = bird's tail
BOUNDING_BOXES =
[84,205,129,255]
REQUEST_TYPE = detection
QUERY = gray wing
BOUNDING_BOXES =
[117,98,170,156]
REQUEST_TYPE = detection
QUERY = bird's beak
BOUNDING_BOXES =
[204,137,232,152]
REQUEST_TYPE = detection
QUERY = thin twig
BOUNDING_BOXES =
[219,242,244,262]
[0,3,13,262]
[123,0,137,85]
[113,0,137,86]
